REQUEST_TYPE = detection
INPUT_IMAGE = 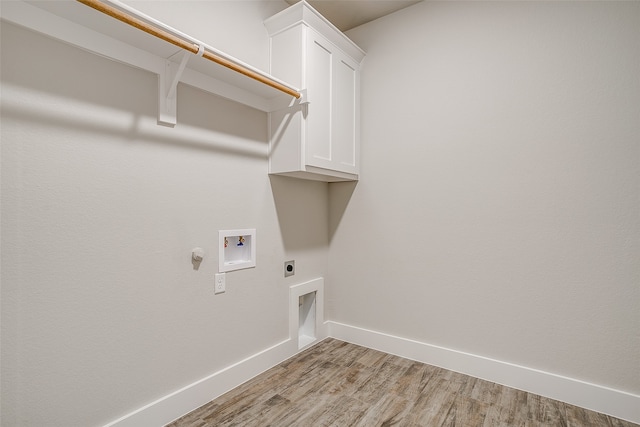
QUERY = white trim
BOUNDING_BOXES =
[102,318,639,426]
[326,321,640,425]
[103,278,328,427]
[289,278,327,350]
[103,338,295,427]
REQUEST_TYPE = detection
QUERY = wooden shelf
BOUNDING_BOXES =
[1,0,300,124]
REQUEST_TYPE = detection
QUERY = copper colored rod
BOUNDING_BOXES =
[76,0,301,99]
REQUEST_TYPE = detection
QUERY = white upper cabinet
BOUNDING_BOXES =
[265,1,365,182]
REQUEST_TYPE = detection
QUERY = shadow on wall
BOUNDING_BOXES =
[1,89,268,160]
[1,22,267,160]
[270,175,333,252]
[329,181,357,242]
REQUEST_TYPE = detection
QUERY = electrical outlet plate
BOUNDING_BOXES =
[284,260,295,277]
[215,273,226,294]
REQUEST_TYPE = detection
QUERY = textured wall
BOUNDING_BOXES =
[1,2,329,425]
[330,0,640,395]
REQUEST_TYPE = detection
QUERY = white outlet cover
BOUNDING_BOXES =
[215,273,226,294]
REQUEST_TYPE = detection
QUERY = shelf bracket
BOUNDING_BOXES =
[298,89,309,105]
[298,89,310,118]
[158,45,205,127]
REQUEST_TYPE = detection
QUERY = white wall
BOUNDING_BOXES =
[331,0,639,396]
[1,2,330,426]
[124,0,278,71]
[3,0,639,425]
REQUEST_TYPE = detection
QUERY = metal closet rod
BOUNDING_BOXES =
[76,0,301,99]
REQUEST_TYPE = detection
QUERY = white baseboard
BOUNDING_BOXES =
[103,318,638,426]
[327,320,640,425]
[103,278,330,427]
[103,338,297,427]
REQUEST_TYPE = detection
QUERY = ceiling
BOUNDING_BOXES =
[284,0,422,32]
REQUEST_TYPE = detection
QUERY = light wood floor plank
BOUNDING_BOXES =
[166,338,638,427]
[353,392,413,427]
[441,395,489,427]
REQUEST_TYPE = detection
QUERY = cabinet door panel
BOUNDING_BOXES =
[305,34,332,166]
[332,56,358,173]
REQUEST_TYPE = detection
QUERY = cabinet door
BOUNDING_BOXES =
[304,30,359,175]
[305,30,332,170]
[331,52,359,174]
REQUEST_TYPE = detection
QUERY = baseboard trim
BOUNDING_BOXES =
[103,338,296,427]
[326,320,640,424]
[103,278,332,427]
[102,319,638,426]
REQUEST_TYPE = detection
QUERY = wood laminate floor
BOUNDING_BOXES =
[167,338,638,427]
